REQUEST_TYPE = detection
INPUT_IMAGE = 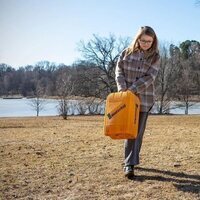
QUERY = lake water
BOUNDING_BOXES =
[0,98,200,117]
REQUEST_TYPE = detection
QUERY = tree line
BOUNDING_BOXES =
[0,34,199,114]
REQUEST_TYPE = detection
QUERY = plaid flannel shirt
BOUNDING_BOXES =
[115,49,160,112]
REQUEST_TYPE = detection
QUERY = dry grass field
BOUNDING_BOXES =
[0,115,200,200]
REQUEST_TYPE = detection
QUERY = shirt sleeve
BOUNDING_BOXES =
[128,58,160,94]
[115,50,127,91]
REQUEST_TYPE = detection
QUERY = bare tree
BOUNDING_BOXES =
[86,97,104,115]
[175,61,196,114]
[72,61,102,97]
[74,99,88,115]
[28,84,46,117]
[29,97,46,117]
[155,43,180,114]
[78,34,130,97]
[176,40,200,114]
[74,97,104,115]
[56,67,74,119]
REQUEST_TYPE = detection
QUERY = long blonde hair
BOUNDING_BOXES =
[126,26,160,64]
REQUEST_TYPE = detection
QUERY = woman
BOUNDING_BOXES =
[115,26,160,178]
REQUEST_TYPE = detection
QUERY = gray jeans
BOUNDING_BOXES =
[124,112,149,166]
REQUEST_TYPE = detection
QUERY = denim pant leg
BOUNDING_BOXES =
[124,112,149,166]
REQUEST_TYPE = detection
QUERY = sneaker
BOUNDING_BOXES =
[124,165,134,178]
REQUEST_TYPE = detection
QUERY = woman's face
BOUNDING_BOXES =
[138,34,154,51]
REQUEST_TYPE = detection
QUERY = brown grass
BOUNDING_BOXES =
[0,115,200,200]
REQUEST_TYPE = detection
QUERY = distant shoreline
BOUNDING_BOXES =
[2,97,23,99]
[0,94,199,102]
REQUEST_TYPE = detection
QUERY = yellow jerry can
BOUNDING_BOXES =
[104,90,140,139]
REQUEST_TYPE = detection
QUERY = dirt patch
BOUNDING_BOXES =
[0,115,200,199]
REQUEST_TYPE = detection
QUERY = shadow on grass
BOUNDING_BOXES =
[128,167,200,194]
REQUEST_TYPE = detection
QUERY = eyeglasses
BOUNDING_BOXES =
[139,39,153,45]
